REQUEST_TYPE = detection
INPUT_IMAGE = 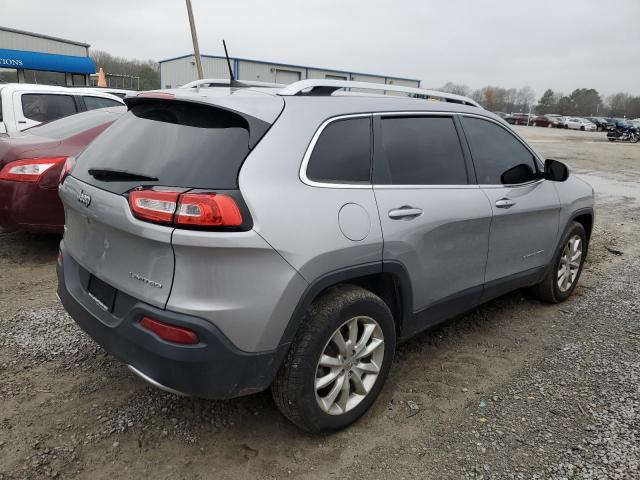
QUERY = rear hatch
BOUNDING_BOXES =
[60,92,283,307]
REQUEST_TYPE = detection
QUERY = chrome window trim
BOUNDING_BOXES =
[299,113,374,189]
[372,184,480,190]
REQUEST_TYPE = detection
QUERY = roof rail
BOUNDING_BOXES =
[180,78,285,89]
[277,79,481,108]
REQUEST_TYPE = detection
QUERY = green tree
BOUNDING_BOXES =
[537,89,557,114]
[569,88,602,116]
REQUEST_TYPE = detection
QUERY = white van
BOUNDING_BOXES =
[0,83,124,134]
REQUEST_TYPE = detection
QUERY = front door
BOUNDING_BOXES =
[372,114,492,333]
[459,115,560,291]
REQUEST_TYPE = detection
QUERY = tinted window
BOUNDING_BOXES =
[83,96,123,110]
[73,100,256,194]
[461,117,538,185]
[21,94,77,123]
[307,117,371,184]
[25,108,124,140]
[379,116,467,185]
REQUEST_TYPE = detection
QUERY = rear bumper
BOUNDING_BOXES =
[56,242,285,399]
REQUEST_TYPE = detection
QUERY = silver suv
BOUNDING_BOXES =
[57,80,594,433]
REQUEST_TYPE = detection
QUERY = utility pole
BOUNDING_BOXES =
[185,0,204,80]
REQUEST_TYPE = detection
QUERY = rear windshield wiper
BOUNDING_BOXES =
[87,168,158,182]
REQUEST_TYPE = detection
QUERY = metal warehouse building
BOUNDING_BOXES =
[0,26,95,86]
[160,54,420,90]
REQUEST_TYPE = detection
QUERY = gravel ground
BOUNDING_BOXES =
[0,126,638,479]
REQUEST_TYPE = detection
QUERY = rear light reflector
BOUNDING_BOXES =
[140,316,199,345]
[129,189,180,224]
[176,193,242,227]
[0,157,67,183]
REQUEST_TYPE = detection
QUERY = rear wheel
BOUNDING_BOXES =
[271,285,396,433]
[531,222,587,303]
[580,126,585,131]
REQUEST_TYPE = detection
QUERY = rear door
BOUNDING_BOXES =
[372,113,492,333]
[60,98,272,308]
[13,91,80,130]
[459,115,560,293]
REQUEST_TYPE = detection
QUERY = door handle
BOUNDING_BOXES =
[388,207,423,219]
[495,198,516,209]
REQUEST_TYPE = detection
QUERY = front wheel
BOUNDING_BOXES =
[272,285,396,433]
[531,222,587,303]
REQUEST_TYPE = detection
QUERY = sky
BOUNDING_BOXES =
[3,0,640,97]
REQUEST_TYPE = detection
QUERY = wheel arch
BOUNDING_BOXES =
[570,208,594,243]
[279,262,413,349]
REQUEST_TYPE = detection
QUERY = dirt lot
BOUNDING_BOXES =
[1,127,639,479]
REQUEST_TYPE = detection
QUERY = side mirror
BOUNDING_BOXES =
[544,159,569,182]
[500,163,536,185]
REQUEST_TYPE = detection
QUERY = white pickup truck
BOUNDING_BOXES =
[0,83,124,134]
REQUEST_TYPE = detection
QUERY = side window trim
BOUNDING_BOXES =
[372,111,473,188]
[458,113,544,187]
[300,113,373,189]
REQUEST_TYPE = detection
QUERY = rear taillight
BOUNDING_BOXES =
[0,157,67,183]
[59,156,76,185]
[140,316,199,345]
[176,193,242,227]
[129,189,180,224]
[128,188,244,229]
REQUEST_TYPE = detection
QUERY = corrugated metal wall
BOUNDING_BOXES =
[0,29,87,57]
[160,55,421,90]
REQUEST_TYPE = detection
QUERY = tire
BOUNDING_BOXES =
[580,126,585,131]
[271,284,396,433]
[608,138,616,142]
[531,221,587,303]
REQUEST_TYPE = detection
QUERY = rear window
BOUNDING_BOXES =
[24,108,123,140]
[21,94,78,123]
[83,96,123,110]
[306,117,371,184]
[72,100,260,194]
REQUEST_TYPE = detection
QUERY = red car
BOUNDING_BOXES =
[531,115,564,128]
[0,107,125,234]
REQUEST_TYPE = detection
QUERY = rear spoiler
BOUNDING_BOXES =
[123,94,271,149]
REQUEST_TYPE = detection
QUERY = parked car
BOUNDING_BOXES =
[0,107,125,233]
[531,115,563,128]
[0,83,124,134]
[492,111,508,119]
[606,118,631,129]
[564,117,597,131]
[585,117,614,132]
[505,113,535,125]
[56,80,594,433]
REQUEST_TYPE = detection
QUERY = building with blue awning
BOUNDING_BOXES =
[0,26,96,86]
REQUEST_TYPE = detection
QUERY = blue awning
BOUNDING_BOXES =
[0,48,96,74]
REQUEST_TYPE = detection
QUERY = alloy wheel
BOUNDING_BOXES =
[557,235,582,292]
[314,316,385,415]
